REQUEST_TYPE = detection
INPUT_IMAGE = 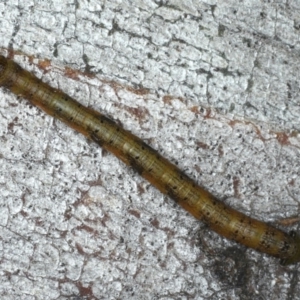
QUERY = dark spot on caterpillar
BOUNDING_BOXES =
[128,157,144,175]
[140,141,155,153]
[90,133,104,147]
[16,64,22,71]
[166,185,180,202]
[99,115,117,126]
[177,170,191,182]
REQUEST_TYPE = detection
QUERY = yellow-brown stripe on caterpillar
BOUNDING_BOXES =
[0,55,299,265]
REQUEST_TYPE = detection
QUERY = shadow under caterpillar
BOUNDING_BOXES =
[0,55,299,265]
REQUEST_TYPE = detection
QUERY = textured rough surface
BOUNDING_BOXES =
[0,1,300,299]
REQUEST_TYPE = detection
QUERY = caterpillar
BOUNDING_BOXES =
[0,55,299,265]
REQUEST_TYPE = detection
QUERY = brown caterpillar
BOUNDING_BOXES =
[0,55,299,265]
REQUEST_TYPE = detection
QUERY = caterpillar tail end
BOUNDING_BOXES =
[280,232,300,266]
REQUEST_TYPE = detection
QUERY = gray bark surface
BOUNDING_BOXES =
[0,1,299,299]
